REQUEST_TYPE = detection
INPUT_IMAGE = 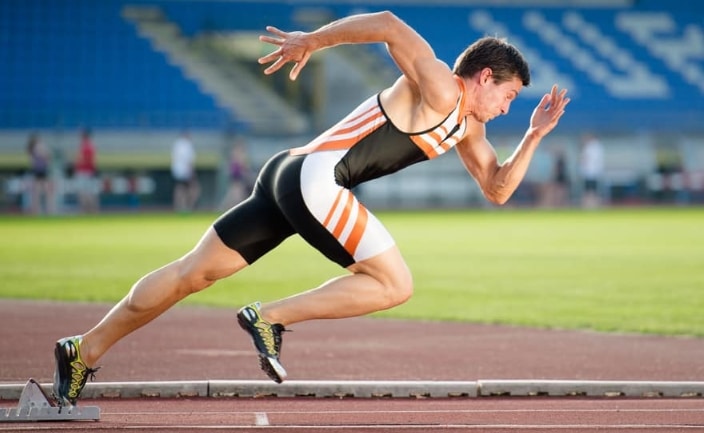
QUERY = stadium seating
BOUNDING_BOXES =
[1,0,701,134]
[0,0,228,129]
[1,0,702,210]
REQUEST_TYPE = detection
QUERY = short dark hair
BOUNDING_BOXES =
[452,36,530,86]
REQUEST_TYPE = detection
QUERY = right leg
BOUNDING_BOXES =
[235,151,415,381]
[259,244,413,327]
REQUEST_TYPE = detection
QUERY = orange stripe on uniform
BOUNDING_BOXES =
[344,204,368,257]
[411,135,440,159]
[323,189,346,227]
[291,106,383,155]
[312,111,384,153]
[426,125,446,144]
[331,191,355,238]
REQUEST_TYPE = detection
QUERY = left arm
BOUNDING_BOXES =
[456,85,570,205]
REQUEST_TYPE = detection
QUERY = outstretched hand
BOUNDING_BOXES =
[258,26,313,81]
[529,85,570,138]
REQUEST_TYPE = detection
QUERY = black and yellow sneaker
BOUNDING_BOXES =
[237,302,288,383]
[53,335,99,407]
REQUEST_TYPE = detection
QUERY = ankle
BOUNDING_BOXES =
[78,336,96,367]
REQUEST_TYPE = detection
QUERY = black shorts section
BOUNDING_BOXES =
[213,151,355,268]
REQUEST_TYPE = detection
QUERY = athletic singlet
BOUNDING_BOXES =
[213,77,469,268]
[292,76,469,189]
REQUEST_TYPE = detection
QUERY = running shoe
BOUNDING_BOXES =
[53,335,99,406]
[237,302,288,383]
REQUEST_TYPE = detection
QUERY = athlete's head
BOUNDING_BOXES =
[452,37,530,87]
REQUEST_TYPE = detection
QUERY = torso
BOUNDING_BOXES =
[291,78,468,189]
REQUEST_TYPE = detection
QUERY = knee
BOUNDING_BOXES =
[382,269,414,309]
[175,259,216,296]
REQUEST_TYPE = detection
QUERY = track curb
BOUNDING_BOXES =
[1,380,703,400]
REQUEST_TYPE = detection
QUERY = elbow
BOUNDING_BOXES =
[377,10,405,34]
[378,10,399,22]
[483,185,512,206]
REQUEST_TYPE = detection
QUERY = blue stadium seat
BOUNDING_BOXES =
[0,0,701,133]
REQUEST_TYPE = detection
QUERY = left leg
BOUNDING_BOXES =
[80,226,247,367]
[54,225,249,406]
[54,176,296,405]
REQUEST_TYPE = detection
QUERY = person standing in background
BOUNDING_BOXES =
[579,132,604,208]
[545,147,570,207]
[74,128,99,213]
[218,138,253,211]
[171,131,200,212]
[26,132,55,214]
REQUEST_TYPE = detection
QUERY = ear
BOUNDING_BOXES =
[479,67,493,85]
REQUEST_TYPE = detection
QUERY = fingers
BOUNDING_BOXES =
[257,26,306,80]
[258,26,288,68]
[259,26,287,47]
[532,85,570,132]
[543,85,570,111]
[259,35,282,46]
[537,93,551,110]
[263,57,287,76]
[265,26,287,37]
[258,48,283,66]
[288,53,310,81]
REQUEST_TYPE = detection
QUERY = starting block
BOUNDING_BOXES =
[0,378,100,423]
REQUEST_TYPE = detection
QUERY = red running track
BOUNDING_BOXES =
[1,397,704,432]
[1,301,703,432]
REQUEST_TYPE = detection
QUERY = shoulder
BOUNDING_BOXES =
[381,74,461,131]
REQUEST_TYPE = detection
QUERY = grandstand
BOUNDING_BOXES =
[1,0,702,212]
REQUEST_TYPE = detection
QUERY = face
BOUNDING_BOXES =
[465,70,523,123]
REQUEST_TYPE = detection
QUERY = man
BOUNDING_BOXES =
[53,10,569,406]
[579,132,604,208]
[74,128,99,213]
[171,131,200,212]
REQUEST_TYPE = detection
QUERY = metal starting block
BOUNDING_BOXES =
[0,378,100,423]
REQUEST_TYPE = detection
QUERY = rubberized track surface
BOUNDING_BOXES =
[1,300,703,431]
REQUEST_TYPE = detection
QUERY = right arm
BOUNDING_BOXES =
[258,11,457,113]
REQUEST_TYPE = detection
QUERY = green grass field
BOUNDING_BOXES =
[1,208,702,336]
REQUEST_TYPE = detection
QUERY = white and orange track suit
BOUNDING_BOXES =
[213,78,469,268]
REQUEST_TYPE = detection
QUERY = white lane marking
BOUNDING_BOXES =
[255,412,269,426]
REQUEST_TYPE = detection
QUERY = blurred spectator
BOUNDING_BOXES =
[653,143,685,203]
[541,147,570,208]
[171,131,200,212]
[26,132,55,214]
[218,138,253,211]
[579,133,604,209]
[74,128,100,213]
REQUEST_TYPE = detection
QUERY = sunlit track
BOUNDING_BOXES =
[101,408,704,415]
[3,302,704,432]
[3,423,704,430]
[2,400,703,432]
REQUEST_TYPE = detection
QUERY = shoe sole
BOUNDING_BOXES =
[259,355,287,384]
[237,312,287,383]
[53,342,73,407]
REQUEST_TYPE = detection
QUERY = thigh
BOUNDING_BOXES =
[185,226,250,280]
[295,152,396,266]
[213,185,295,265]
[347,244,411,290]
